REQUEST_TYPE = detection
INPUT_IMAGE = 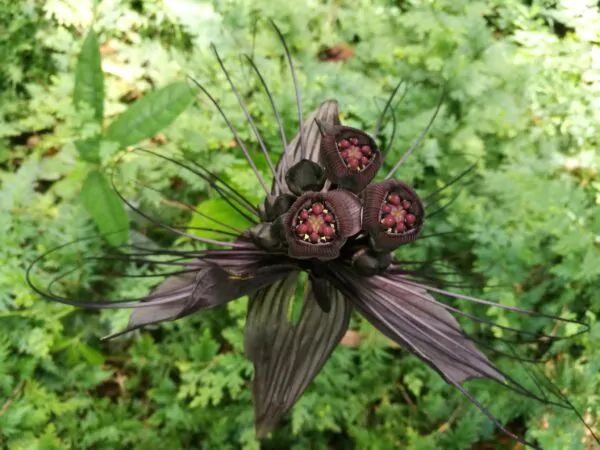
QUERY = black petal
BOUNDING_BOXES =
[309,273,331,313]
[245,273,352,436]
[331,266,503,384]
[107,258,296,338]
[113,271,197,336]
[326,189,362,237]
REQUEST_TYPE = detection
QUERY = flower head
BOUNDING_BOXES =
[283,190,361,260]
[319,122,382,192]
[363,180,425,251]
[28,21,598,448]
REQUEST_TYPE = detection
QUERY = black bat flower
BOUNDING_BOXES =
[27,21,599,448]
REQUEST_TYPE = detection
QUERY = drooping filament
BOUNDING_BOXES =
[380,192,417,235]
[294,201,337,244]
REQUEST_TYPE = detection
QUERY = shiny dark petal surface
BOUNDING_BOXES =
[330,265,503,384]
[325,189,363,237]
[108,252,297,338]
[245,273,351,436]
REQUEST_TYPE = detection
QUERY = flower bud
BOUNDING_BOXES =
[263,193,297,221]
[285,160,326,196]
[248,222,283,251]
[351,247,392,276]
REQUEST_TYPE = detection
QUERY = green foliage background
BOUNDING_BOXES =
[1,0,599,448]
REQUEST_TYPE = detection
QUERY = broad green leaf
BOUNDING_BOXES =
[80,170,129,246]
[74,29,104,123]
[74,136,101,164]
[187,197,254,240]
[105,81,193,148]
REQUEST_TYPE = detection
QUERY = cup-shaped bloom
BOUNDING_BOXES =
[319,123,382,193]
[283,190,362,260]
[362,180,424,252]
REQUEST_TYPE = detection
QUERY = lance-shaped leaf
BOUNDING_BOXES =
[245,273,352,436]
[80,170,129,246]
[74,29,104,122]
[274,100,340,195]
[105,81,193,149]
[331,266,504,385]
[74,29,104,163]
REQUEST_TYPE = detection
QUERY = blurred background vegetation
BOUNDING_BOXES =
[1,0,599,449]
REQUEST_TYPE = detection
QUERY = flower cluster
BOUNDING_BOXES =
[248,112,424,271]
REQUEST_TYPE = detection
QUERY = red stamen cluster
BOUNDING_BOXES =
[294,202,336,244]
[337,137,373,172]
[380,192,417,235]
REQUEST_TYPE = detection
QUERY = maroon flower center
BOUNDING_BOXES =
[337,137,373,172]
[380,192,418,235]
[294,201,337,244]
